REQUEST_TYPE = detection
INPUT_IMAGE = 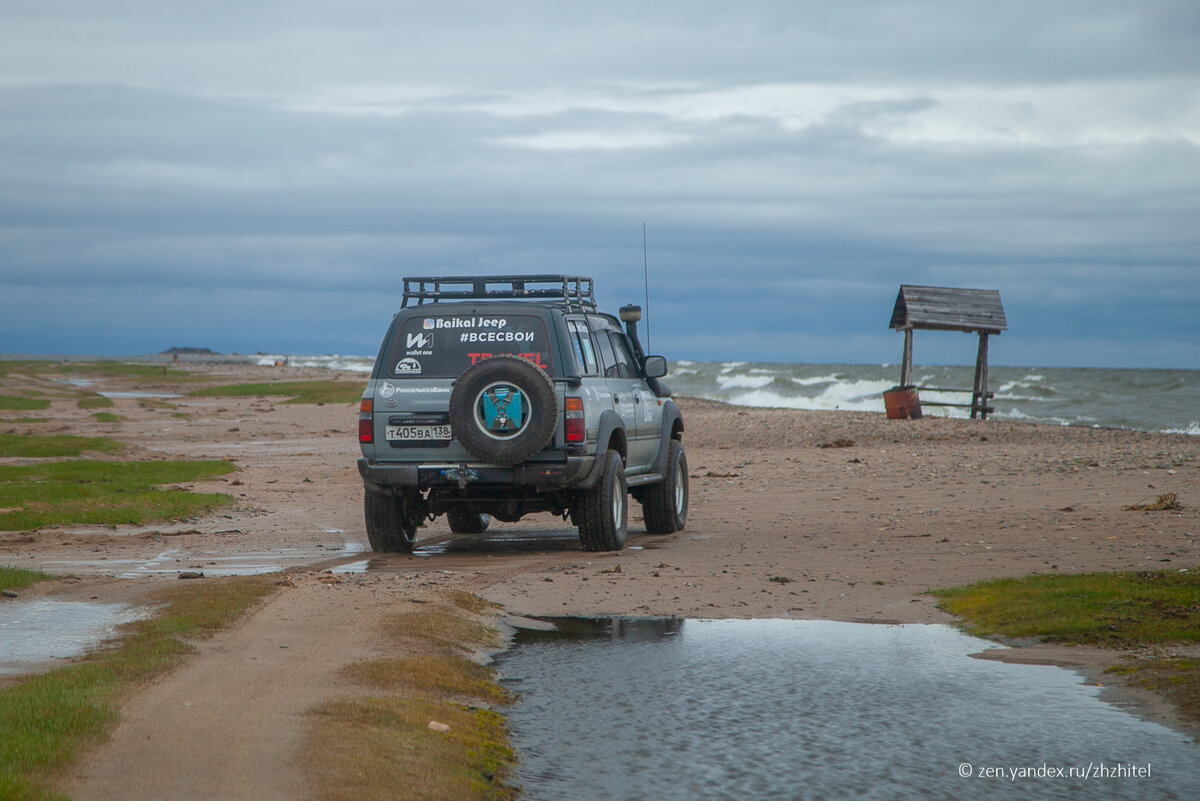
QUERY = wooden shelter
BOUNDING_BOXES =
[889,285,1007,419]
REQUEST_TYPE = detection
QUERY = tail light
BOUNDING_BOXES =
[358,398,374,444]
[565,396,585,443]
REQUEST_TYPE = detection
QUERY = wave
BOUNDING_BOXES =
[254,354,373,372]
[235,354,1198,436]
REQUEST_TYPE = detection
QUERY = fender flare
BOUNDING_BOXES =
[578,410,627,489]
[651,400,684,476]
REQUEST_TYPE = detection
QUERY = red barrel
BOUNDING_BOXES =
[883,386,923,419]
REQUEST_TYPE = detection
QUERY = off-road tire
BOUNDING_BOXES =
[447,509,492,535]
[642,439,688,534]
[577,450,628,551]
[364,489,419,552]
[449,355,558,465]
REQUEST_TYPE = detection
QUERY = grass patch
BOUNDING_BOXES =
[931,569,1200,648]
[90,413,121,423]
[0,434,122,459]
[0,566,51,592]
[307,594,516,801]
[0,460,235,531]
[933,569,1200,732]
[77,396,114,410]
[191,380,364,405]
[0,397,48,412]
[1121,657,1200,724]
[0,575,279,801]
[0,362,52,380]
[53,361,197,383]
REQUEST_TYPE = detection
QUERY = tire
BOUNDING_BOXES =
[577,450,628,551]
[642,439,688,535]
[447,509,492,535]
[449,355,559,465]
[364,489,419,552]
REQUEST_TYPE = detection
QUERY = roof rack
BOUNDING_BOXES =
[402,275,597,312]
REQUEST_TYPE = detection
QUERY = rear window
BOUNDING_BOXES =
[386,313,554,378]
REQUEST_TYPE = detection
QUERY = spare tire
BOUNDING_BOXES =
[449,355,559,465]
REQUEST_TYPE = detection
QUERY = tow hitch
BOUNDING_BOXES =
[443,465,480,489]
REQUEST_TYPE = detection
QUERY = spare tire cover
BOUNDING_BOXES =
[449,355,559,465]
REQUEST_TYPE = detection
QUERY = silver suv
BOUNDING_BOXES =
[357,275,687,552]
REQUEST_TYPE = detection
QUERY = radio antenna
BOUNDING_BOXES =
[642,222,651,351]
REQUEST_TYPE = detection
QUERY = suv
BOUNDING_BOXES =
[357,275,687,552]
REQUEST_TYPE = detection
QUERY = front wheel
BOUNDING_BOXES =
[364,489,419,552]
[577,450,628,551]
[642,439,688,535]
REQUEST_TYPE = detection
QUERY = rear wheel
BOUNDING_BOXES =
[642,439,688,535]
[447,509,492,535]
[577,450,628,551]
[364,489,419,552]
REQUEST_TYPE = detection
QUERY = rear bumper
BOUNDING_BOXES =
[358,456,594,493]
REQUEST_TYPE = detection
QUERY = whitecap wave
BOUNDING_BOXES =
[716,373,776,390]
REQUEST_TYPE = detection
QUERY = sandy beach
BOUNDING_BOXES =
[3,360,1197,798]
[6,361,1195,621]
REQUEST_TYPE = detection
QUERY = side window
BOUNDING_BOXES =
[608,333,638,379]
[566,319,598,375]
[593,326,619,378]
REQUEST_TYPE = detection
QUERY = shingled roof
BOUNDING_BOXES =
[889,285,1007,334]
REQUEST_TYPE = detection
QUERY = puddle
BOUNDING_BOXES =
[331,559,370,574]
[499,618,1199,800]
[0,600,146,675]
[40,542,367,578]
[99,391,182,399]
[414,528,581,556]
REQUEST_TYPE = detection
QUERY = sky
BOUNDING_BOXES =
[2,1,1198,368]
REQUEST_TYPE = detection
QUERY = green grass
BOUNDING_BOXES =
[90,413,121,423]
[0,360,197,383]
[933,569,1200,733]
[0,567,51,592]
[53,361,197,383]
[0,460,235,531]
[0,434,122,459]
[0,575,279,801]
[191,380,364,405]
[77,396,114,410]
[307,593,516,801]
[0,397,49,412]
[0,362,49,380]
[931,570,1200,648]
[1119,657,1200,725]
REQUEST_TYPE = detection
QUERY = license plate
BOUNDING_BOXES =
[385,424,452,442]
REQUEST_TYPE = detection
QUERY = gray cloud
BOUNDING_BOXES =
[2,2,1198,366]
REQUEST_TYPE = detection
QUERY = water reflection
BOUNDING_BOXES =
[0,600,146,675]
[499,618,1198,801]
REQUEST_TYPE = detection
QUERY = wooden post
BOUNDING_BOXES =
[900,328,914,387]
[971,332,990,419]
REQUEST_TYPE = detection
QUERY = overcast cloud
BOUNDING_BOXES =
[2,1,1198,367]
